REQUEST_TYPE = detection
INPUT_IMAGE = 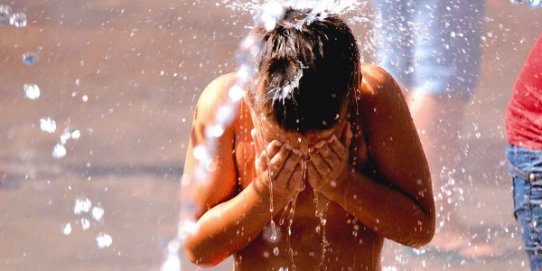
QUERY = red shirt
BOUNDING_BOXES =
[506,34,542,150]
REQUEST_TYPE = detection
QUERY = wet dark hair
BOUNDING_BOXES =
[252,8,361,133]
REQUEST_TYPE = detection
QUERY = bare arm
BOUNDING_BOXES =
[182,74,303,266]
[308,65,435,247]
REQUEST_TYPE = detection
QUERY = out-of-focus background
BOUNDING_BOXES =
[0,0,541,270]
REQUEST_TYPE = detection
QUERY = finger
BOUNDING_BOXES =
[316,140,340,167]
[288,162,304,192]
[255,152,267,173]
[341,122,353,147]
[309,149,332,179]
[328,135,349,162]
[275,149,302,186]
[268,144,292,177]
[264,140,283,159]
[251,128,263,154]
[307,162,323,190]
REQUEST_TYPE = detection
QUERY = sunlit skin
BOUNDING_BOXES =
[182,64,436,270]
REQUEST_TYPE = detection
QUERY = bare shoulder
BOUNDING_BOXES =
[195,72,238,122]
[356,64,408,125]
[358,64,403,101]
[355,64,430,190]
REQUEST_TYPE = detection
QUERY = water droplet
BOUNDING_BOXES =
[92,206,105,221]
[273,246,279,256]
[205,159,217,172]
[71,130,81,139]
[23,84,40,100]
[9,12,27,28]
[40,118,56,133]
[22,53,38,65]
[82,95,89,102]
[207,125,225,138]
[52,144,67,159]
[74,198,92,215]
[262,222,281,243]
[81,218,90,230]
[526,0,542,8]
[96,233,113,248]
[229,85,244,101]
[215,105,236,125]
[193,145,207,161]
[0,5,11,27]
[62,223,72,235]
[260,2,283,31]
[160,254,180,271]
[179,219,199,237]
[60,131,71,144]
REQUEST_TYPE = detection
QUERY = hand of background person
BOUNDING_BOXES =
[251,130,305,208]
[306,122,353,196]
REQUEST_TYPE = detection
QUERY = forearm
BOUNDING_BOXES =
[330,170,434,247]
[184,181,282,266]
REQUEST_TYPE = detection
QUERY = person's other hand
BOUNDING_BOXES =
[307,122,352,194]
[251,134,304,207]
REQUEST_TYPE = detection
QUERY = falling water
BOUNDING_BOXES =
[162,1,373,270]
[510,0,542,8]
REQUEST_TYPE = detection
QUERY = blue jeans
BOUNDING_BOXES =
[507,144,542,271]
[371,0,485,99]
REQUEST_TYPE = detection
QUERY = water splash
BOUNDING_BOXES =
[0,4,11,26]
[96,233,113,248]
[269,61,304,105]
[224,0,363,17]
[161,240,182,271]
[22,53,38,65]
[9,12,27,28]
[163,4,279,270]
[52,144,67,159]
[81,218,91,230]
[166,2,371,270]
[92,206,105,221]
[74,198,92,215]
[40,118,57,133]
[510,0,542,8]
[23,84,40,100]
[60,129,81,144]
[62,223,72,235]
[53,129,81,159]
[313,192,331,270]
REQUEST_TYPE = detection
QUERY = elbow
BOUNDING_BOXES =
[396,210,435,248]
[409,213,436,248]
[410,226,435,248]
[183,239,228,267]
[411,193,436,247]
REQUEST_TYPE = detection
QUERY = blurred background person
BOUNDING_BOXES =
[370,0,486,252]
[506,33,542,271]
